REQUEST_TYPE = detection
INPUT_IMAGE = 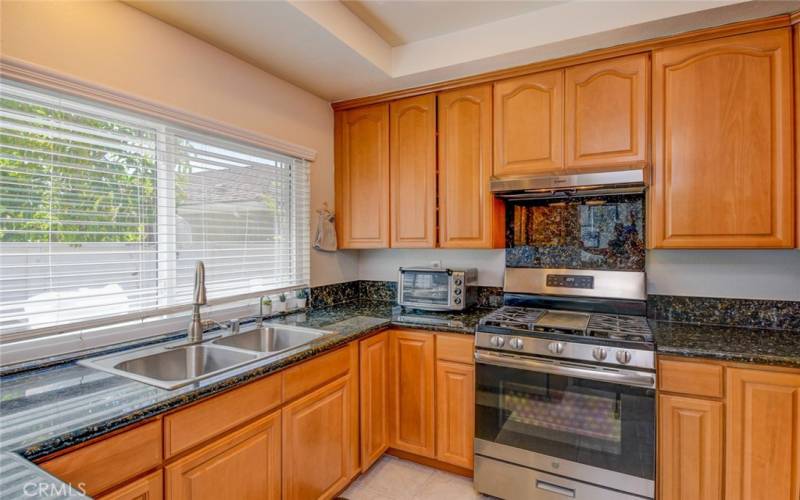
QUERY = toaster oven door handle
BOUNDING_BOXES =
[474,350,656,389]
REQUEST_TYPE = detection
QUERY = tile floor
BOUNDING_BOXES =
[341,455,488,500]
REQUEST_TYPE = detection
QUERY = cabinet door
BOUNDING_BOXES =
[435,360,475,470]
[565,54,648,170]
[726,367,800,500]
[438,85,504,248]
[335,104,389,249]
[658,394,723,500]
[282,376,355,500]
[494,70,563,176]
[390,94,437,248]
[99,470,163,500]
[359,332,390,471]
[650,28,794,248]
[165,411,281,500]
[389,330,436,457]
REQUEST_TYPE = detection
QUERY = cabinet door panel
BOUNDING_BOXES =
[360,332,390,471]
[389,330,436,457]
[165,411,281,500]
[438,85,503,248]
[283,376,354,500]
[565,54,648,169]
[99,470,162,500]
[435,360,475,470]
[726,368,800,500]
[650,29,794,248]
[335,104,389,248]
[390,95,437,248]
[658,394,723,500]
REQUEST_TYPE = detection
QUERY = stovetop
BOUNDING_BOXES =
[479,306,653,345]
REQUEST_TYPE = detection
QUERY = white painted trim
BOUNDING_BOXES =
[0,56,318,161]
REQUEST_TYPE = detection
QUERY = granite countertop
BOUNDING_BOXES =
[652,320,800,368]
[0,300,489,499]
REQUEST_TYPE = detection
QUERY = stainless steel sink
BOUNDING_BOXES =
[211,325,330,353]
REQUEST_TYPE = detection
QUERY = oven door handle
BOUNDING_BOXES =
[475,350,656,389]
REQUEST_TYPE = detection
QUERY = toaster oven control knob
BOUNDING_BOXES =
[509,337,524,350]
[454,279,463,286]
[592,348,608,361]
[489,336,505,348]
[616,350,632,364]
[454,288,462,295]
[454,297,462,305]
[547,342,564,355]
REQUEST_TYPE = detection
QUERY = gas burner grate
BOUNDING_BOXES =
[587,314,653,343]
[479,306,546,331]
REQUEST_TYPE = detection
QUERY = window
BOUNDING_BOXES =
[0,79,310,347]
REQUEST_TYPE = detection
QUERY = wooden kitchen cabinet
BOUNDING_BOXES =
[435,359,475,470]
[334,103,390,249]
[565,54,648,170]
[725,367,800,500]
[389,329,436,457]
[658,394,724,500]
[438,85,505,249]
[165,410,281,500]
[494,70,564,176]
[649,28,795,248]
[98,470,163,500]
[282,375,357,500]
[359,331,390,472]
[390,94,437,248]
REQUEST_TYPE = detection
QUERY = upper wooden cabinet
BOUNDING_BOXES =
[494,70,564,176]
[565,54,648,170]
[438,85,505,248]
[649,28,795,249]
[390,94,437,248]
[335,103,390,249]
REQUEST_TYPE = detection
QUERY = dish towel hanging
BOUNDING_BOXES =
[314,206,338,251]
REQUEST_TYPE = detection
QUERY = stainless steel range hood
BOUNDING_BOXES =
[490,168,646,200]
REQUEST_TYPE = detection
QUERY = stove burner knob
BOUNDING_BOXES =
[616,350,632,364]
[489,336,505,348]
[509,337,524,350]
[592,348,608,361]
[547,342,564,355]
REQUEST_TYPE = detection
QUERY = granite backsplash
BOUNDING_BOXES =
[648,294,800,331]
[311,280,503,309]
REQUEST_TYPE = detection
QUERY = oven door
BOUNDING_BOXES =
[397,268,454,310]
[475,350,655,498]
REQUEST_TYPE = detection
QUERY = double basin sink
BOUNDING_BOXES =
[80,324,334,390]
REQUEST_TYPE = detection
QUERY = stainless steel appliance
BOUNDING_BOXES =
[474,268,655,500]
[397,267,477,311]
[490,168,646,200]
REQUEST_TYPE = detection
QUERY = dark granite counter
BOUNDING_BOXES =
[652,320,800,368]
[0,301,488,499]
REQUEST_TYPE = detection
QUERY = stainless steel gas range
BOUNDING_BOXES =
[473,268,655,500]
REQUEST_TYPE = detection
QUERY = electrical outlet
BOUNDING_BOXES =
[430,260,441,268]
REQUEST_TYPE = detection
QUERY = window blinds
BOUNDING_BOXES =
[0,79,310,343]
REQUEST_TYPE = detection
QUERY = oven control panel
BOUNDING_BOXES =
[546,274,594,289]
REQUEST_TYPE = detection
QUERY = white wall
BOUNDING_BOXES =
[0,0,358,286]
[358,249,800,301]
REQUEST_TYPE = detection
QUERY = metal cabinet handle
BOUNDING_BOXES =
[536,480,576,498]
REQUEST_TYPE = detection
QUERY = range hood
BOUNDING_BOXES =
[490,168,646,200]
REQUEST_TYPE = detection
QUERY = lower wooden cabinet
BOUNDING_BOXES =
[165,410,281,500]
[658,394,723,500]
[282,375,357,500]
[359,331,390,472]
[435,359,475,469]
[98,470,163,500]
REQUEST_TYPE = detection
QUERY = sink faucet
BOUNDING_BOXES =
[187,261,207,343]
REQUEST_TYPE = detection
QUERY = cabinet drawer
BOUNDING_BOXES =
[164,373,282,458]
[658,358,724,398]
[41,420,162,497]
[283,343,356,402]
[435,334,474,365]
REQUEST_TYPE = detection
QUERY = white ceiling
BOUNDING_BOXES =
[127,1,800,102]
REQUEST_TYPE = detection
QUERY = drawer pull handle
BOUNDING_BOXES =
[536,480,576,497]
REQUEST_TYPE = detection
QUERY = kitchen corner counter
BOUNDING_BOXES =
[0,300,490,499]
[652,320,800,368]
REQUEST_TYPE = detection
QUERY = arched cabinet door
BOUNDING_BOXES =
[493,70,564,176]
[565,54,648,170]
[335,103,390,249]
[649,28,794,249]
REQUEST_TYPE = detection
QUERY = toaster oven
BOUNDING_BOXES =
[397,267,477,311]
